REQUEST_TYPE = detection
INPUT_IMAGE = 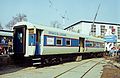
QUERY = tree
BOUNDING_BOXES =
[6,13,27,29]
[50,21,63,29]
[0,23,3,30]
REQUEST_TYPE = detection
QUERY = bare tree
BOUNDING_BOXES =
[50,21,63,29]
[0,23,3,30]
[6,13,27,29]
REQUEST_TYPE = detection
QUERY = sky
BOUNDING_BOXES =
[0,0,120,28]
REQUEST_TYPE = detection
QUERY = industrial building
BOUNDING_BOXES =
[64,21,120,51]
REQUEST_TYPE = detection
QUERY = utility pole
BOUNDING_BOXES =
[90,3,101,36]
[92,3,101,26]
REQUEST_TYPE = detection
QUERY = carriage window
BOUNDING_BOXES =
[94,42,100,48]
[66,39,71,46]
[86,41,93,47]
[18,32,23,44]
[29,29,34,34]
[47,37,54,45]
[100,43,104,48]
[56,38,62,45]
[29,29,35,46]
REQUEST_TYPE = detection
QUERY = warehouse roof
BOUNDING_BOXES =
[64,21,120,30]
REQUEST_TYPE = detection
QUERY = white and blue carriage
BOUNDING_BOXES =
[13,22,105,64]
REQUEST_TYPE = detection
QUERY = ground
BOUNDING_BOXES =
[101,64,120,78]
[0,56,120,78]
[101,56,120,78]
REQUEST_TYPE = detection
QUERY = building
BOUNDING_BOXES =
[64,21,120,50]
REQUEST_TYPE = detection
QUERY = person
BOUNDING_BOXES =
[1,38,5,44]
[0,45,2,55]
[113,47,117,56]
[8,40,13,54]
[109,48,115,57]
[117,48,120,56]
[1,37,6,54]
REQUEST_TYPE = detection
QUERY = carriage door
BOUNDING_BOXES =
[35,29,42,55]
[13,26,26,55]
[79,37,85,52]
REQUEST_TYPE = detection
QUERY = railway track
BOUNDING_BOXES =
[54,60,92,78]
[54,59,104,78]
[0,58,106,78]
[108,61,120,70]
[80,62,100,78]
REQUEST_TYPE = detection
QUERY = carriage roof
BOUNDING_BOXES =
[0,30,13,37]
[14,22,104,42]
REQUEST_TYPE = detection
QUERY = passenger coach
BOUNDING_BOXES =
[0,30,13,55]
[13,22,105,64]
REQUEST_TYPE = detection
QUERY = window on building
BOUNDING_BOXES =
[91,24,96,36]
[56,38,62,45]
[109,26,113,29]
[100,25,105,36]
[109,26,115,34]
[71,27,74,30]
[117,27,120,39]
[77,30,80,33]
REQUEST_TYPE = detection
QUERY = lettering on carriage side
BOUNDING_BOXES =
[48,31,66,36]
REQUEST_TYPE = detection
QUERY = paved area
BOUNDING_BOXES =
[0,58,107,78]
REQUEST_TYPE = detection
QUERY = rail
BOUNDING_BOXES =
[54,59,103,78]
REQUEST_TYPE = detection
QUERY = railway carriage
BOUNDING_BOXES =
[13,22,105,65]
[0,30,13,55]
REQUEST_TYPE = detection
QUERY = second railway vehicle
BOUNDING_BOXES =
[0,30,13,55]
[13,22,105,65]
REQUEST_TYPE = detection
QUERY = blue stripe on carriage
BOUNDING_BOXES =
[44,35,79,47]
[71,39,79,47]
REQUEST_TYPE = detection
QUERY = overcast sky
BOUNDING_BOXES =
[0,0,120,28]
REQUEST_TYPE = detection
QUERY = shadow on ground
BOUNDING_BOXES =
[0,65,27,75]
